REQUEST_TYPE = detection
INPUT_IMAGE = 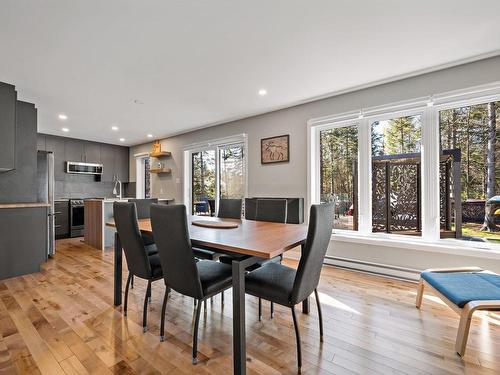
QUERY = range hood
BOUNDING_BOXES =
[66,161,103,175]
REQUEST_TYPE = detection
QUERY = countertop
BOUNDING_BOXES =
[0,202,50,209]
[85,198,174,203]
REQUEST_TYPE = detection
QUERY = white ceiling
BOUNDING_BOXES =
[1,1,499,146]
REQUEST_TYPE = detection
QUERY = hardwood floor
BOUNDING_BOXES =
[0,239,498,374]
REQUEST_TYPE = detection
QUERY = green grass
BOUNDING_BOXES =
[457,223,500,244]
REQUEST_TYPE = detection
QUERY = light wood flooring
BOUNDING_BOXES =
[0,238,499,374]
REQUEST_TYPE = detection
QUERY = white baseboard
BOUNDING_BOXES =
[324,256,421,282]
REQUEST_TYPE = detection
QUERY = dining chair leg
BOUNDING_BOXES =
[221,290,224,306]
[314,289,324,342]
[123,273,132,317]
[204,300,207,314]
[291,306,302,374]
[147,282,152,304]
[192,299,203,364]
[143,280,151,332]
[131,275,134,289]
[160,288,169,342]
[258,298,262,321]
[270,302,274,319]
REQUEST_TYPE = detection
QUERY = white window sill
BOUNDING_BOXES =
[331,231,500,260]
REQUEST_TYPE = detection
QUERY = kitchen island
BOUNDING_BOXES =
[84,198,173,250]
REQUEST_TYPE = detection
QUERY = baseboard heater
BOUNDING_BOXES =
[323,255,421,282]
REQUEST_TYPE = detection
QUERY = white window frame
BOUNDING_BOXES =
[308,82,500,257]
[134,153,150,199]
[183,134,248,216]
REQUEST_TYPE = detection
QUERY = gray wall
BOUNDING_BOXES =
[130,55,500,202]
[0,101,37,203]
[130,55,500,274]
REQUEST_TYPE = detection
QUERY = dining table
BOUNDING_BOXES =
[106,215,308,375]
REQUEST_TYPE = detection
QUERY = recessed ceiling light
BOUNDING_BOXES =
[111,126,119,131]
[61,127,69,132]
[147,134,153,138]
[58,114,68,120]
[119,138,125,142]
[258,89,267,96]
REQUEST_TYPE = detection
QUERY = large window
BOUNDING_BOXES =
[439,101,500,244]
[319,124,358,230]
[187,137,246,216]
[310,84,500,251]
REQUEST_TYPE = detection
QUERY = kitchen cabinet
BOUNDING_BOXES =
[0,83,17,172]
[54,201,69,239]
[65,139,85,163]
[116,146,129,182]
[84,141,101,164]
[100,144,115,182]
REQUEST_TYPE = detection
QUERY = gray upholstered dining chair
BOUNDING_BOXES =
[245,203,334,374]
[220,198,286,318]
[113,202,164,332]
[193,198,242,261]
[127,198,159,288]
[217,198,242,219]
[150,204,233,365]
[255,198,288,223]
[128,198,159,219]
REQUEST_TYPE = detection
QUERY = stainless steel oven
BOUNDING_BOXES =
[69,199,85,237]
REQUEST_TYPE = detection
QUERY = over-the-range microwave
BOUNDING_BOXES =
[66,161,103,175]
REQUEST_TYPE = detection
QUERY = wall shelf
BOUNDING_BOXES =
[150,168,172,174]
[150,151,171,158]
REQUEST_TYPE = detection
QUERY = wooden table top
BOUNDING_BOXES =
[106,216,307,259]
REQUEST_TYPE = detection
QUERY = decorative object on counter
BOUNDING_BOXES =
[261,134,289,164]
[152,140,161,154]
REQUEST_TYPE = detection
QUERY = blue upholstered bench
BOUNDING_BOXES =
[416,267,500,356]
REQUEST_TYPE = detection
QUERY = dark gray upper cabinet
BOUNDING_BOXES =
[100,144,115,182]
[45,136,66,181]
[116,146,129,182]
[0,83,17,172]
[64,139,85,163]
[84,141,101,164]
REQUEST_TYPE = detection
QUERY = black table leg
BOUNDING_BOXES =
[232,259,246,375]
[300,242,310,314]
[231,256,259,375]
[114,232,122,306]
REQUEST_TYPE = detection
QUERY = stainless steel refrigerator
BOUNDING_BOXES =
[37,151,55,256]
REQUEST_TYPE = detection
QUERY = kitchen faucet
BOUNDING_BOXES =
[113,175,122,200]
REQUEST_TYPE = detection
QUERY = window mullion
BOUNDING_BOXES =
[421,107,440,241]
[357,118,371,235]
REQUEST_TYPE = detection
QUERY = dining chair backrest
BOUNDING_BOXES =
[113,202,152,279]
[128,198,159,219]
[150,204,204,299]
[217,198,242,219]
[255,198,287,223]
[290,203,334,305]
